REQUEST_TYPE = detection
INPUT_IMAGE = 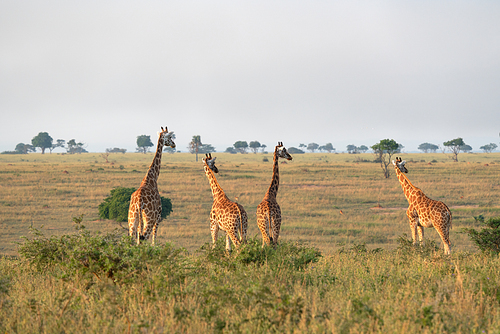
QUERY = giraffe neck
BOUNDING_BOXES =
[264,148,280,200]
[394,164,418,203]
[140,136,163,189]
[204,165,226,201]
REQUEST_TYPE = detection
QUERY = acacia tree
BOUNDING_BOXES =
[188,135,202,161]
[49,139,66,153]
[358,145,369,153]
[31,132,53,154]
[233,141,248,154]
[15,143,35,154]
[480,143,498,153]
[321,143,335,153]
[67,139,87,154]
[249,141,262,153]
[418,142,439,153]
[307,143,319,153]
[346,145,358,154]
[371,139,402,178]
[136,135,154,154]
[443,138,466,162]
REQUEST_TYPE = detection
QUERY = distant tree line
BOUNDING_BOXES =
[2,132,88,154]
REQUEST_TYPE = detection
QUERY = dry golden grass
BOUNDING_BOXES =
[1,151,499,256]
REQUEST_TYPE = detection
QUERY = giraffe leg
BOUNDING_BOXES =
[225,233,232,252]
[210,214,219,249]
[226,229,241,251]
[128,209,139,242]
[271,215,282,247]
[406,209,419,245]
[258,214,272,247]
[417,225,424,245]
[435,224,451,255]
[257,206,272,247]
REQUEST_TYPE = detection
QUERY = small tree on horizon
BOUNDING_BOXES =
[359,145,369,153]
[188,135,203,161]
[307,143,319,153]
[31,132,53,154]
[443,137,466,162]
[321,143,335,153]
[49,139,66,154]
[15,143,35,154]
[346,144,358,154]
[418,142,439,153]
[233,141,249,154]
[136,135,154,154]
[67,139,87,154]
[371,139,401,178]
[249,141,262,154]
[480,143,498,153]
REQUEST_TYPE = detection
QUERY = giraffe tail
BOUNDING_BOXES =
[267,211,273,244]
[137,202,144,244]
[238,205,244,243]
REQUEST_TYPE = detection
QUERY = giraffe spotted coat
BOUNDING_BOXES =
[256,142,292,247]
[203,154,248,251]
[393,157,452,254]
[128,127,175,245]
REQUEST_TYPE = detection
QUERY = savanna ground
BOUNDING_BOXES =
[1,151,500,333]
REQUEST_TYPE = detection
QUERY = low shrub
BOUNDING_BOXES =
[464,215,500,254]
[17,219,185,283]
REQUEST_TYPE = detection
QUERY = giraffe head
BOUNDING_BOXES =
[203,153,219,173]
[158,126,176,149]
[392,157,408,173]
[276,142,293,161]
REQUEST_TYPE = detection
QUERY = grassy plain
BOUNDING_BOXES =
[1,151,500,333]
[1,151,500,256]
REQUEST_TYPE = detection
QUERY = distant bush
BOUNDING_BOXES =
[98,187,172,222]
[105,147,127,153]
[464,215,500,254]
[288,147,305,154]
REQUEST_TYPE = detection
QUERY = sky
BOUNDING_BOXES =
[1,1,499,153]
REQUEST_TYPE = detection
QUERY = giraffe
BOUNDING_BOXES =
[128,126,175,245]
[392,157,452,254]
[202,153,248,251]
[256,142,293,247]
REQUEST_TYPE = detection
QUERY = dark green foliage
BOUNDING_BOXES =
[287,147,305,154]
[98,187,172,222]
[464,215,500,254]
[18,224,185,283]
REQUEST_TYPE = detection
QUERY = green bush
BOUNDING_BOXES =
[98,187,172,222]
[17,223,185,283]
[464,215,500,254]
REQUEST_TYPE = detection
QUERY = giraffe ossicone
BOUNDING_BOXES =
[393,156,452,254]
[202,153,247,251]
[128,126,175,245]
[256,141,292,247]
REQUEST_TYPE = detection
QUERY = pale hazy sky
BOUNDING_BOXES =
[1,1,499,153]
